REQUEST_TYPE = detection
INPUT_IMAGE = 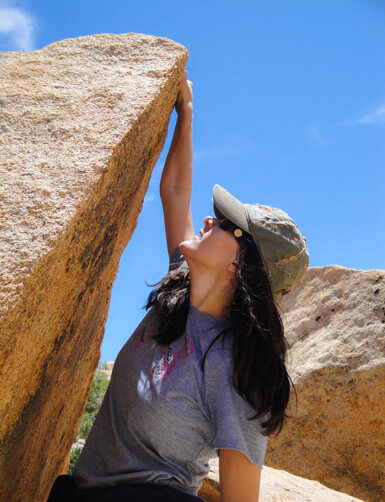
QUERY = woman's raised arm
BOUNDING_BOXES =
[160,71,197,258]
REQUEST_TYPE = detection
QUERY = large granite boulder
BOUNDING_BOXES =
[0,32,188,502]
[266,266,385,502]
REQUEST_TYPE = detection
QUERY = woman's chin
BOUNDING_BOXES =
[179,236,200,253]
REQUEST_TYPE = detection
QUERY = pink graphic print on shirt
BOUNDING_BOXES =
[132,316,194,382]
[151,334,194,382]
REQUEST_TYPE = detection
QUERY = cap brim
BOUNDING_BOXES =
[212,184,250,233]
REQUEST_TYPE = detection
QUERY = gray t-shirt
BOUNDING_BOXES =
[73,245,268,497]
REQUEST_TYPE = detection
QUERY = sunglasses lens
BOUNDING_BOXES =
[220,219,243,238]
[216,216,228,229]
[220,219,232,231]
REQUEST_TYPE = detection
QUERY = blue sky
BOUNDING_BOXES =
[1,0,384,362]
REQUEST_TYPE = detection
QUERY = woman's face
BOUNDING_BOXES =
[180,215,241,273]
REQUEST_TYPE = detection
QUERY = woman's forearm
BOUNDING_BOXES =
[160,108,193,193]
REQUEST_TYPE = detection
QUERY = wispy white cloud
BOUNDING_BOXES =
[0,0,38,51]
[194,135,257,163]
[306,124,330,145]
[343,103,385,126]
[143,193,155,205]
[194,145,240,162]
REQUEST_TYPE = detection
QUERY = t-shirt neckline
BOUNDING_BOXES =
[188,303,231,326]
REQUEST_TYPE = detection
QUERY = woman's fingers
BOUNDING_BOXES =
[175,70,193,114]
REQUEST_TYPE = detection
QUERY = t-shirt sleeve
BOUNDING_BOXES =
[203,351,268,468]
[168,244,188,273]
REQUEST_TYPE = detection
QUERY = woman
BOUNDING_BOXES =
[48,70,309,502]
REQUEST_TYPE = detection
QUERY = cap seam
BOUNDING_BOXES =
[251,221,298,229]
[268,245,308,269]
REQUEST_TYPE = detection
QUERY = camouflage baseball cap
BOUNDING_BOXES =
[212,184,310,299]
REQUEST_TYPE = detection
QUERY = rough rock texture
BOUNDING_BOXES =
[198,458,364,502]
[0,33,188,502]
[265,266,385,502]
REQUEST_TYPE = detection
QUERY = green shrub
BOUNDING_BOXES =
[68,362,111,474]
[69,446,83,476]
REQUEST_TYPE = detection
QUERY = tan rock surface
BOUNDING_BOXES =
[266,266,385,502]
[0,33,188,502]
[198,458,364,501]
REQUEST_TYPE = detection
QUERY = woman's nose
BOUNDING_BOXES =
[203,216,216,230]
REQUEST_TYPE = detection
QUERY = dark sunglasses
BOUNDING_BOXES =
[214,206,245,242]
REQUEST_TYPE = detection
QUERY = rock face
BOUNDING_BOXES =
[0,33,188,502]
[265,266,385,502]
[199,458,364,502]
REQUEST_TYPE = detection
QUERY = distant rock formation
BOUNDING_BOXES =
[0,32,188,502]
[266,266,385,502]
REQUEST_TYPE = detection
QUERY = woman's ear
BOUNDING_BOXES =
[228,261,238,276]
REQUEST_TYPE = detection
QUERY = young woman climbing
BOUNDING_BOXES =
[47,70,309,502]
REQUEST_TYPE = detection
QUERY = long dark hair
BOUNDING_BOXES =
[143,229,297,437]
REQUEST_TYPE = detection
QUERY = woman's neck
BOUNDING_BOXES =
[189,268,234,321]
